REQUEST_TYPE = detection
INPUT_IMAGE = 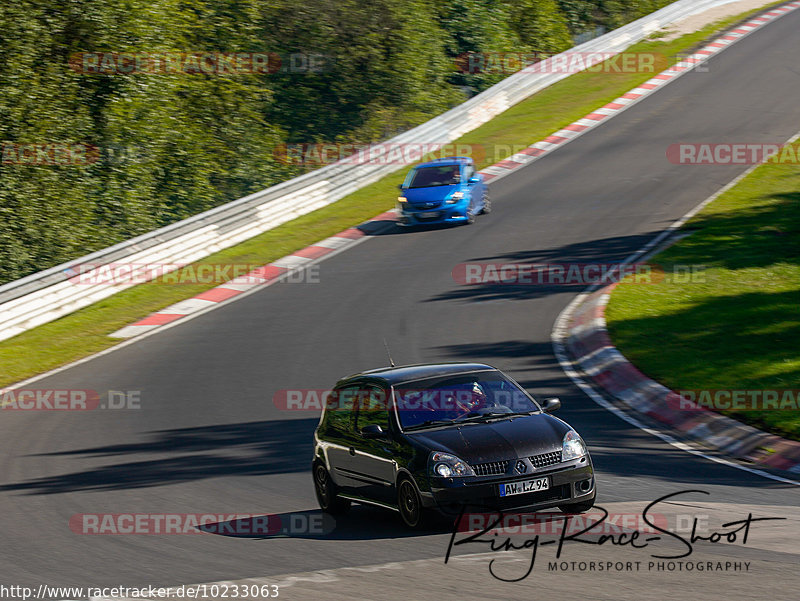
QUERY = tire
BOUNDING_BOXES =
[479,190,491,214]
[397,477,426,528]
[465,208,476,225]
[559,495,595,514]
[313,462,350,515]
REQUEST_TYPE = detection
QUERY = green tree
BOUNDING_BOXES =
[0,0,679,285]
[258,0,461,144]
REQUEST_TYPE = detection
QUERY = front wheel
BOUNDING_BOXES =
[480,190,491,214]
[313,463,350,515]
[397,478,426,528]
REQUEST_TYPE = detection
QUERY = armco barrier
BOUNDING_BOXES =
[0,0,761,342]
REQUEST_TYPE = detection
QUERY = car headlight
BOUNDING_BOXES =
[429,451,475,477]
[445,191,464,204]
[397,196,407,203]
[562,430,587,461]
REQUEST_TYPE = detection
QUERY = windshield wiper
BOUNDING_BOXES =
[454,410,537,423]
[406,410,537,430]
[408,183,454,188]
[404,418,458,431]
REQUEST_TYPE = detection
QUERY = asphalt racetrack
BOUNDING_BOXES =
[1,7,799,599]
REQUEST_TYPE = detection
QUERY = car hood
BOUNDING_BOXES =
[406,413,570,464]
[402,185,458,204]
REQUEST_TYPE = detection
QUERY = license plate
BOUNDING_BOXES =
[498,477,550,497]
[419,212,439,218]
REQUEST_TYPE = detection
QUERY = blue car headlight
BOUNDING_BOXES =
[445,191,464,204]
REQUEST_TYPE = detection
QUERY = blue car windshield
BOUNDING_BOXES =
[393,372,540,430]
[407,165,461,188]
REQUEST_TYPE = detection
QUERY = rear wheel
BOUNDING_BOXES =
[397,478,425,528]
[313,462,350,515]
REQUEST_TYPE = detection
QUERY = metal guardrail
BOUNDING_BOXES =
[0,0,747,342]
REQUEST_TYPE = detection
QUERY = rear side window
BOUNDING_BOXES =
[325,386,359,432]
[354,386,390,433]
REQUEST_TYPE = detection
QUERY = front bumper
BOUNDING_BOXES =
[397,203,470,226]
[421,457,595,514]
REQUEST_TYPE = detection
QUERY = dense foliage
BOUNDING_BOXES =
[0,0,673,283]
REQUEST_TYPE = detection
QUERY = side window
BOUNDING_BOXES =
[326,386,359,432]
[355,386,390,434]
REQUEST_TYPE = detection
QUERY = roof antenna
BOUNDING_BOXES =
[383,338,396,368]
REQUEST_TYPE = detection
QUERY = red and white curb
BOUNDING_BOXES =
[562,284,800,474]
[110,1,800,339]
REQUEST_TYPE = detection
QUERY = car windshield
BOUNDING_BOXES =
[407,165,461,188]
[393,371,540,430]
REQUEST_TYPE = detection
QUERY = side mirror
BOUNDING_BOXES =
[468,176,481,184]
[361,424,389,439]
[542,398,561,413]
[398,184,405,191]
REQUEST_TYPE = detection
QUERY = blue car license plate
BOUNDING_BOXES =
[498,476,549,497]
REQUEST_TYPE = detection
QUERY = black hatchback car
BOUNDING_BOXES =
[312,363,595,528]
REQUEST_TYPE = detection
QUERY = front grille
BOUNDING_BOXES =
[530,451,561,469]
[415,211,443,221]
[473,460,509,476]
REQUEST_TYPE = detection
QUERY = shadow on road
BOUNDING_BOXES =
[0,418,318,495]
[424,230,661,304]
[198,505,451,541]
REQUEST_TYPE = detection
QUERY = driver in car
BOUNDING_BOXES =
[455,381,488,413]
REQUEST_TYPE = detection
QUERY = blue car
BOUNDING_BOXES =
[396,157,490,226]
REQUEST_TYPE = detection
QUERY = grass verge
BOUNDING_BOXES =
[606,156,800,441]
[0,2,786,388]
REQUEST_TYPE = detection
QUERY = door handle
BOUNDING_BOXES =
[349,447,356,456]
